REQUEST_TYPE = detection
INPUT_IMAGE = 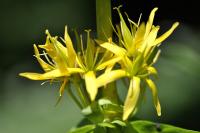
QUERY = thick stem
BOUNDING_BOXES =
[102,82,121,104]
[96,0,120,104]
[96,0,112,41]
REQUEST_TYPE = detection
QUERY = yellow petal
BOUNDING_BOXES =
[123,56,133,73]
[51,38,69,68]
[120,15,133,49]
[134,22,146,46]
[40,30,69,72]
[76,55,87,71]
[67,68,84,74]
[153,22,179,46]
[147,67,158,75]
[130,22,146,55]
[64,26,77,67]
[115,6,133,49]
[97,70,127,88]
[143,26,160,56]
[145,7,158,38]
[33,44,54,71]
[19,69,69,80]
[149,49,161,66]
[146,78,161,116]
[123,77,140,120]
[84,71,98,101]
[96,56,122,70]
[100,42,127,56]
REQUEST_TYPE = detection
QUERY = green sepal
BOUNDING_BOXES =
[131,120,199,133]
[98,122,115,128]
[69,124,96,133]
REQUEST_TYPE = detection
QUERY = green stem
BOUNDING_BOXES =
[102,82,121,104]
[96,0,120,104]
[67,85,83,109]
[73,82,89,107]
[96,0,112,41]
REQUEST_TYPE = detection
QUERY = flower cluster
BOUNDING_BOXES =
[20,7,178,121]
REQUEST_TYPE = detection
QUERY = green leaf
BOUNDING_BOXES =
[82,106,93,116]
[98,122,115,128]
[98,99,112,106]
[111,120,127,127]
[131,120,199,133]
[69,124,96,133]
[93,126,107,133]
[123,123,139,133]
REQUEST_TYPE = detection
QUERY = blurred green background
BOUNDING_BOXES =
[0,0,199,132]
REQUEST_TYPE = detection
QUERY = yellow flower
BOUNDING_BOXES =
[74,30,123,101]
[19,27,84,97]
[98,7,179,120]
[19,28,122,103]
[19,7,179,122]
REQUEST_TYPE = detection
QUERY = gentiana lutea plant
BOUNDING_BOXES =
[19,6,185,132]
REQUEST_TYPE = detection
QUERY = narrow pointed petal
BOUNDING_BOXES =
[143,26,160,55]
[64,26,77,67]
[96,57,122,70]
[146,78,161,116]
[123,77,141,120]
[19,69,69,80]
[131,22,146,53]
[33,44,54,71]
[76,55,86,70]
[100,42,127,56]
[59,78,68,96]
[151,49,161,65]
[84,71,98,101]
[123,56,133,73]
[51,38,69,70]
[97,70,127,88]
[147,67,158,75]
[115,6,133,48]
[145,7,158,38]
[135,23,146,43]
[153,22,179,46]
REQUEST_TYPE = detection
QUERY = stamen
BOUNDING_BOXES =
[124,12,138,28]
[42,51,54,66]
[137,13,142,26]
[41,80,50,85]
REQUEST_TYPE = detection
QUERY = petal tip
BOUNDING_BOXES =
[173,22,180,28]
[158,112,161,117]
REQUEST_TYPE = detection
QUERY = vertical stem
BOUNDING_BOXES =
[67,85,83,109]
[74,83,90,107]
[96,0,120,104]
[96,0,112,41]
[102,82,121,104]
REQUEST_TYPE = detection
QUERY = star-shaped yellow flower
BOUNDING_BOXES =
[97,7,179,120]
[19,28,122,103]
[19,27,84,97]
